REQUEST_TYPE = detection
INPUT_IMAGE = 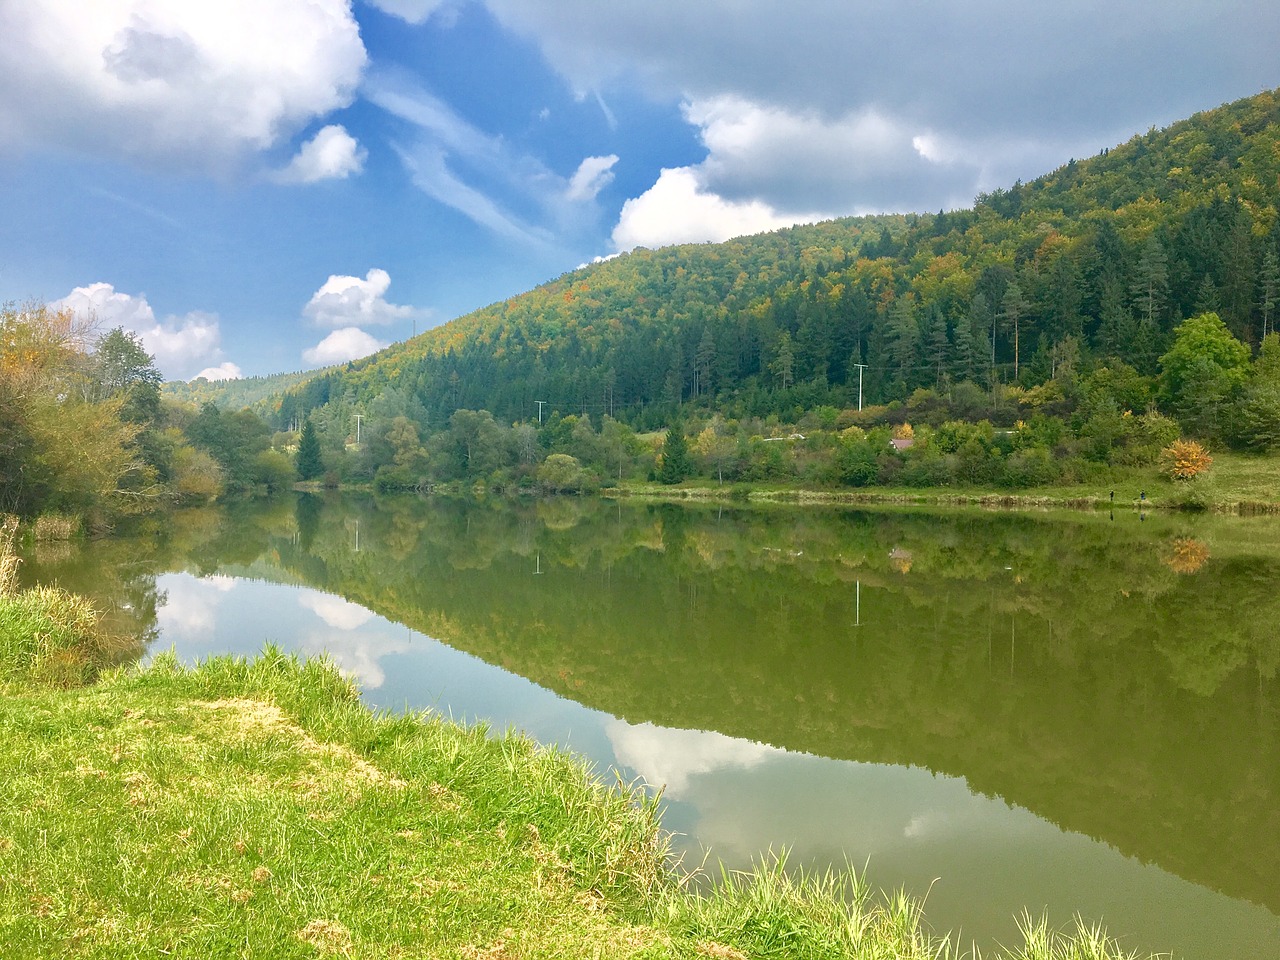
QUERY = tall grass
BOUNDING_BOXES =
[0,585,108,686]
[32,512,79,541]
[0,514,19,594]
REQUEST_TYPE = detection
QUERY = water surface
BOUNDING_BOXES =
[22,494,1280,959]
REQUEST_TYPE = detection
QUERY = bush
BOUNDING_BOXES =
[1158,440,1213,480]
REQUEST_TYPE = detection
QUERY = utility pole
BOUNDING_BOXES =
[852,363,867,411]
[534,400,547,423]
[354,414,363,444]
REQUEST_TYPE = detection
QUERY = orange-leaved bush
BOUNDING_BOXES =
[1158,439,1212,480]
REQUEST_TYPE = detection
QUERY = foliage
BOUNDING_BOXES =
[0,303,150,518]
[658,421,692,484]
[1159,439,1213,480]
[537,453,586,493]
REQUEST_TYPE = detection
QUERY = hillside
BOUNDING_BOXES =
[163,367,329,414]
[262,87,1280,434]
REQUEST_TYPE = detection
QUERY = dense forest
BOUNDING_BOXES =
[219,87,1280,492]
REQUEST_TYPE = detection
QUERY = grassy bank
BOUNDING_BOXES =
[0,585,1155,958]
[608,449,1280,514]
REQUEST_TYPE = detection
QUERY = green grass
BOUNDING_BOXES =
[612,451,1280,515]
[0,635,1161,957]
[0,586,116,687]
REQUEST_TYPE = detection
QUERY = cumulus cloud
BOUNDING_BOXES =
[272,124,367,184]
[193,362,242,382]
[0,1,366,171]
[486,0,1280,235]
[54,282,227,381]
[612,167,810,251]
[303,327,388,366]
[303,268,422,328]
[566,154,618,202]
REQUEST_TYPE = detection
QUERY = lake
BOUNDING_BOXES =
[19,493,1280,959]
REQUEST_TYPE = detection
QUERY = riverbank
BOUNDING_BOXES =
[0,585,1159,960]
[605,449,1280,514]
[297,449,1280,515]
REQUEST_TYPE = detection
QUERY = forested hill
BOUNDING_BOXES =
[164,367,332,414]
[266,87,1280,432]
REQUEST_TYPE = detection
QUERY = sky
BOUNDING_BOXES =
[1,1,1277,382]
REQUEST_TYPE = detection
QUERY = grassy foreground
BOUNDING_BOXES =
[0,590,1156,959]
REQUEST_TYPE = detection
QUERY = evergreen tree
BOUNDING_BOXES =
[296,418,324,480]
[769,330,795,390]
[886,296,919,392]
[694,326,716,399]
[659,420,691,484]
[1259,248,1279,339]
[1002,281,1029,381]
[1131,234,1170,331]
[924,305,950,388]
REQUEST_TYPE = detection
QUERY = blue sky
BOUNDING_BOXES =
[1,1,1277,381]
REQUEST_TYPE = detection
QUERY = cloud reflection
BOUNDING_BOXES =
[605,719,779,797]
[156,574,236,641]
[298,591,376,630]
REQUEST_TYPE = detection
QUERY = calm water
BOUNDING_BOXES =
[20,494,1280,959]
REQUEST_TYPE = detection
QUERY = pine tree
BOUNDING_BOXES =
[1001,281,1029,381]
[1259,248,1279,339]
[769,331,795,390]
[296,418,323,480]
[659,420,691,484]
[1131,234,1170,331]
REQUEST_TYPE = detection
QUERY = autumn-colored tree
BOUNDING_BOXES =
[1158,439,1212,480]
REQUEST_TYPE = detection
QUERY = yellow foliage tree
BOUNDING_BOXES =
[1158,439,1213,480]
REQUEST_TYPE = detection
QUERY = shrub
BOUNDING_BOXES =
[1158,440,1213,480]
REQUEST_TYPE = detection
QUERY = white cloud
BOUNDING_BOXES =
[303,268,422,328]
[54,282,227,381]
[611,167,808,251]
[566,154,618,202]
[366,70,587,246]
[155,575,236,641]
[364,0,451,25]
[608,93,995,249]
[192,362,242,382]
[607,720,778,798]
[303,327,388,366]
[0,1,366,172]
[272,124,366,184]
[484,1,1280,224]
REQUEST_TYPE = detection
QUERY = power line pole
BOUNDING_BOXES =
[354,414,363,444]
[852,363,867,411]
[534,400,546,423]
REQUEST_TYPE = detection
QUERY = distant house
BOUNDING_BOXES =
[889,436,914,452]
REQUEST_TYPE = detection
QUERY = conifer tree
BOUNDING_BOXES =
[296,418,323,481]
[659,420,691,484]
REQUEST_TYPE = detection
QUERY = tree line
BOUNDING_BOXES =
[0,303,295,526]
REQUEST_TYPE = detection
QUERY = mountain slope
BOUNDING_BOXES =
[266,88,1280,431]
